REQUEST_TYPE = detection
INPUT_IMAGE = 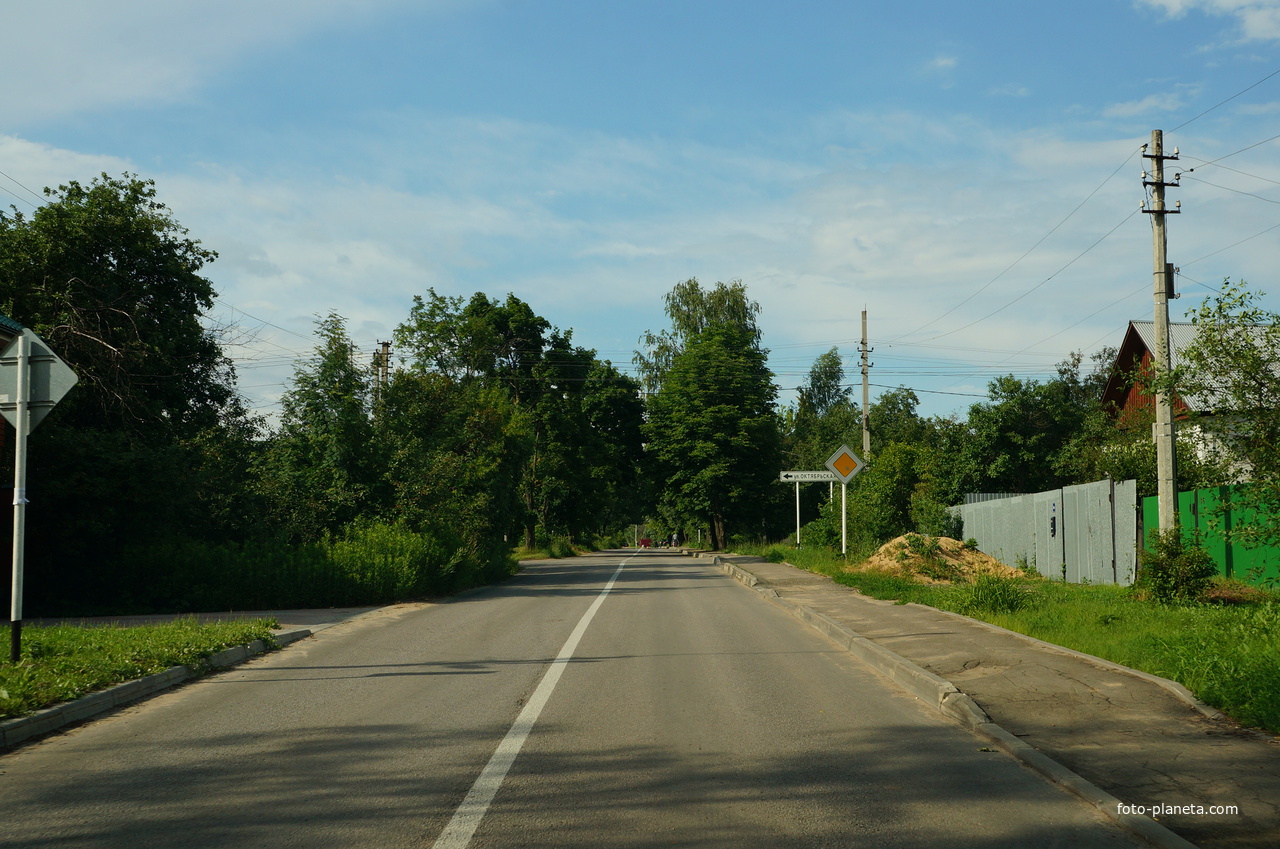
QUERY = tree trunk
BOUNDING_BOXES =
[708,496,726,550]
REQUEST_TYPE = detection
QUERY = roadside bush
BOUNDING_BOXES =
[798,499,844,550]
[1136,527,1219,603]
[102,519,496,614]
[546,536,576,559]
[956,574,1036,615]
[329,519,464,599]
[764,545,789,563]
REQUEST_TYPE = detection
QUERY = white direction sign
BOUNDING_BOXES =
[779,470,837,483]
[0,329,78,431]
[825,444,866,484]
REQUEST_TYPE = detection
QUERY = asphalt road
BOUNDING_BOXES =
[0,550,1144,848]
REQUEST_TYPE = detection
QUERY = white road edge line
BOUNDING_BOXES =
[430,552,638,849]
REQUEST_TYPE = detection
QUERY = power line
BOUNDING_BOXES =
[1181,174,1280,206]
[1180,156,1280,188]
[0,169,51,209]
[1183,220,1280,267]
[888,147,1144,344]
[1170,67,1280,133]
[911,207,1143,344]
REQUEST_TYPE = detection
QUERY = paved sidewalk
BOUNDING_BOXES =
[706,553,1279,849]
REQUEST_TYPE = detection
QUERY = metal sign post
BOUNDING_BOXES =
[1,329,77,663]
[824,445,866,557]
[9,333,28,663]
[779,470,838,547]
[841,482,847,555]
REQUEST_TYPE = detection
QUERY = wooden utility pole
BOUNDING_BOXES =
[1142,129,1181,531]
[860,309,871,459]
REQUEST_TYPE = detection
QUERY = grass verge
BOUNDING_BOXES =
[0,617,279,721]
[739,543,1280,735]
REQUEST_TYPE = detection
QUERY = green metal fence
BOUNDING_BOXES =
[1141,485,1280,587]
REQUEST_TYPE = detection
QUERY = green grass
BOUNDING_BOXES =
[0,617,279,721]
[734,542,1280,734]
[971,583,1280,733]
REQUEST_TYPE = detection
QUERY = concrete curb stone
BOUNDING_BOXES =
[704,552,1199,849]
[0,626,313,750]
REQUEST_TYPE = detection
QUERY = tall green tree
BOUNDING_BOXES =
[377,372,529,582]
[790,348,857,462]
[640,281,780,548]
[953,357,1102,495]
[0,174,232,434]
[259,313,380,540]
[634,278,762,393]
[797,348,849,421]
[396,290,644,546]
[581,359,646,534]
[868,387,929,454]
[395,289,549,401]
[783,349,859,529]
[0,174,254,611]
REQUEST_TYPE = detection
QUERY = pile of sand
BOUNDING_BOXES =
[849,535,1022,584]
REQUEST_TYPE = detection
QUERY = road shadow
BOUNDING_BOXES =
[0,720,1143,848]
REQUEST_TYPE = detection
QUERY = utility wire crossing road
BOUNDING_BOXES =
[0,551,1143,848]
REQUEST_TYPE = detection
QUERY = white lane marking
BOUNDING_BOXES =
[430,553,638,849]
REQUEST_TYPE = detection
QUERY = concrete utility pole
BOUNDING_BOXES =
[860,309,871,459]
[1142,129,1181,531]
[379,341,391,391]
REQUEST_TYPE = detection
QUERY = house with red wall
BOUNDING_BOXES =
[1099,319,1198,424]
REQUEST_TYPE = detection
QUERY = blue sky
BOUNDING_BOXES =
[4,0,1280,420]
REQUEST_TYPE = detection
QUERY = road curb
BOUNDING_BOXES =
[710,554,1199,849]
[0,627,313,750]
[913,601,1226,722]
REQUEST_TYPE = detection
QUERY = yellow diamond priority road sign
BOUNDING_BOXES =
[824,444,865,484]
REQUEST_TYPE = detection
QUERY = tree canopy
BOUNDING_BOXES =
[1161,280,1280,546]
[640,281,779,548]
[0,173,232,434]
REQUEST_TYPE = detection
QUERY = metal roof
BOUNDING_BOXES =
[0,314,23,346]
[1127,320,1199,373]
[1123,319,1274,413]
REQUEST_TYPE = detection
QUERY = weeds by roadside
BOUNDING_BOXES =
[0,618,279,721]
[515,536,582,561]
[955,574,1036,615]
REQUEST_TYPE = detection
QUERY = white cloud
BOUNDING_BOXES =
[0,135,133,208]
[989,83,1030,98]
[1234,100,1280,113]
[0,0,463,125]
[1137,0,1280,41]
[1103,89,1193,117]
[2,107,1269,421]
